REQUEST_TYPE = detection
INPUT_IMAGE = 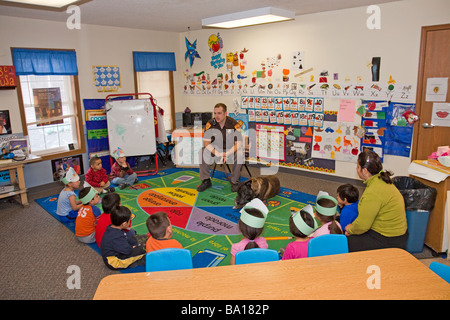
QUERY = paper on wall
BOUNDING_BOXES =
[426,77,448,102]
[431,103,450,127]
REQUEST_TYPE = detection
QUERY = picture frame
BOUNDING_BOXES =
[0,110,12,135]
[9,137,30,157]
[51,154,84,182]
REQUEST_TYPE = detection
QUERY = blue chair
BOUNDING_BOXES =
[235,248,279,265]
[307,234,349,258]
[429,262,450,284]
[146,248,193,272]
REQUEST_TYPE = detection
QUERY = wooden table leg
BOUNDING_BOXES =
[16,165,28,206]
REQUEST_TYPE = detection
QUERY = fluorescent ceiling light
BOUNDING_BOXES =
[202,7,295,29]
[1,0,83,8]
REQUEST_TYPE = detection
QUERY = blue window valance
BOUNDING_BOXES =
[12,48,78,76]
[133,52,176,72]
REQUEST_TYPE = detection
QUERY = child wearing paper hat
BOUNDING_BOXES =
[75,186,102,244]
[311,193,343,237]
[56,167,83,223]
[282,205,318,260]
[109,147,138,190]
[230,198,269,265]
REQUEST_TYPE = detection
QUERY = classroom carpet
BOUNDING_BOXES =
[35,167,316,272]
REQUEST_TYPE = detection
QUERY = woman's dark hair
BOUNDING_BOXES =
[316,198,342,234]
[357,150,393,184]
[239,208,265,250]
[289,209,316,238]
[110,205,132,227]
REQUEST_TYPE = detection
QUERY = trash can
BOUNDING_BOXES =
[392,176,437,253]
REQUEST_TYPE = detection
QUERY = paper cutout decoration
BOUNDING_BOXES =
[92,65,121,92]
[208,33,224,69]
[185,37,201,67]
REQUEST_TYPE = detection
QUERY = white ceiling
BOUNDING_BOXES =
[0,0,402,32]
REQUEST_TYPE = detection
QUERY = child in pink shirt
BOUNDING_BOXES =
[282,205,318,260]
[311,194,343,237]
[230,199,269,265]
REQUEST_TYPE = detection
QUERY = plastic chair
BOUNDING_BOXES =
[429,262,450,284]
[307,234,349,258]
[235,248,279,265]
[146,248,193,272]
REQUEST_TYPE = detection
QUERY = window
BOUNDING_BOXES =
[12,48,85,160]
[136,71,174,131]
[133,52,176,132]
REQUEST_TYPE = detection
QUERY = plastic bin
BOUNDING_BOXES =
[405,210,430,253]
[393,176,437,253]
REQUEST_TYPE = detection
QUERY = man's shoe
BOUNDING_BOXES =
[197,179,212,192]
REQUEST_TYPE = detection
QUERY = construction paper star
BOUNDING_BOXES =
[185,37,201,67]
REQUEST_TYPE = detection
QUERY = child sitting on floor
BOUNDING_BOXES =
[311,192,343,237]
[56,167,83,223]
[85,156,114,194]
[95,192,121,248]
[146,211,183,253]
[230,198,269,265]
[109,147,138,190]
[101,205,146,270]
[281,205,318,260]
[75,186,102,244]
[336,184,359,232]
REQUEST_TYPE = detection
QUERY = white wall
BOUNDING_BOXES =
[176,0,450,180]
[0,0,449,187]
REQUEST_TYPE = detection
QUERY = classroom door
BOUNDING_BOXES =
[412,24,450,160]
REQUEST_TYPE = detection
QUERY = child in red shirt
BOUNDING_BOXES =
[95,192,121,248]
[145,212,183,253]
[85,156,115,194]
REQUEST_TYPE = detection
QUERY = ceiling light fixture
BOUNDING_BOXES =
[0,0,85,9]
[202,7,295,29]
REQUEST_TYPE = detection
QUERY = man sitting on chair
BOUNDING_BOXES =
[197,103,244,192]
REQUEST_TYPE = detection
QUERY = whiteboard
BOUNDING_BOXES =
[106,99,157,156]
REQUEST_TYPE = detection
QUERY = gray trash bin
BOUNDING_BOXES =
[393,177,437,253]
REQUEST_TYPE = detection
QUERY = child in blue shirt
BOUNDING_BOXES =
[336,184,359,231]
[56,168,82,223]
[101,205,146,270]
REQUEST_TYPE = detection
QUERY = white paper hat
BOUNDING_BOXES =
[61,167,79,184]
[112,147,125,160]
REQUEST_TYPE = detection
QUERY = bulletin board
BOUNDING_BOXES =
[181,33,418,174]
[106,99,157,156]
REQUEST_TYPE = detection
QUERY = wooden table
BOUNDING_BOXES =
[93,248,450,300]
[0,155,41,206]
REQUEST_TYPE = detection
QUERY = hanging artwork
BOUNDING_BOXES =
[185,37,201,68]
[92,65,121,92]
[208,33,225,69]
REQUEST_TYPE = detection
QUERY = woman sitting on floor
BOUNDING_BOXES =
[345,150,408,252]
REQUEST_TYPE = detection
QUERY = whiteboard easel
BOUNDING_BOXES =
[105,93,158,175]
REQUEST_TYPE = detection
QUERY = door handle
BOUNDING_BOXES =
[422,123,435,129]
